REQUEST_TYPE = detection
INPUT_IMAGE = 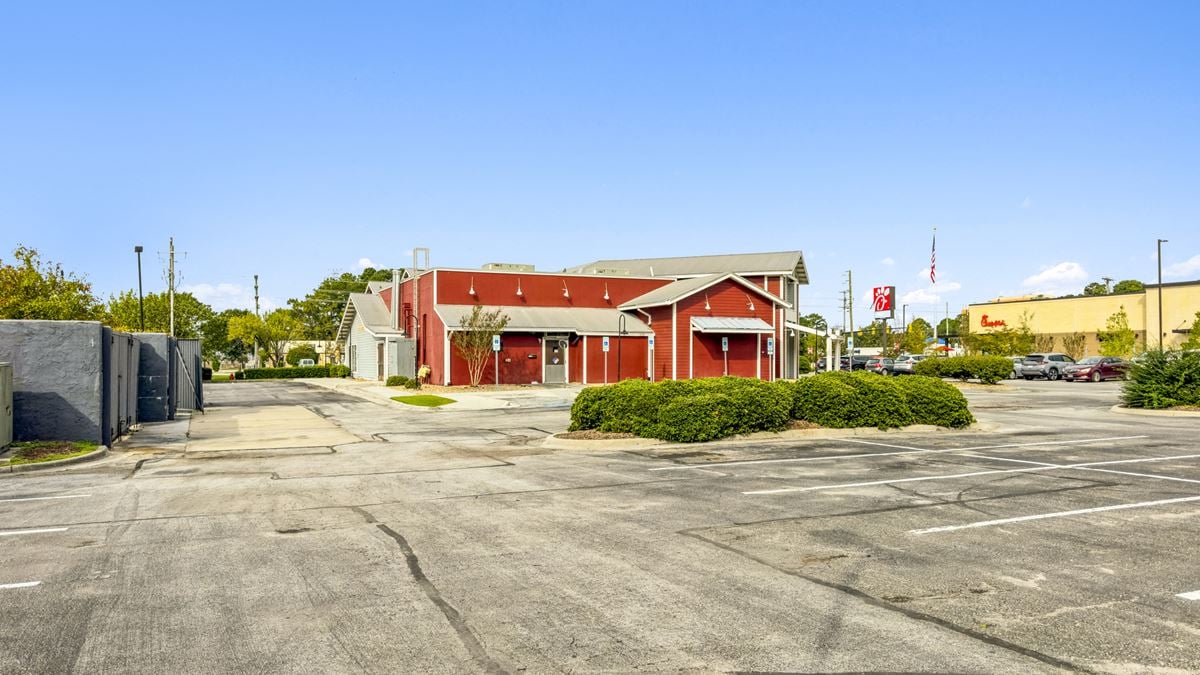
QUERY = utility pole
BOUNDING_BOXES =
[846,270,854,354]
[1101,276,1114,293]
[1157,239,1168,350]
[134,245,145,331]
[253,274,260,367]
[168,237,176,337]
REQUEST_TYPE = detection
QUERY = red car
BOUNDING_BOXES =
[1063,356,1128,382]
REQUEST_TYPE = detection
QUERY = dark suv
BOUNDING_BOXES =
[840,355,872,371]
[1021,352,1076,381]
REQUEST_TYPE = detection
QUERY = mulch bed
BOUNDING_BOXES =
[556,430,637,440]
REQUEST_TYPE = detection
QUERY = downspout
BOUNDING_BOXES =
[391,269,401,330]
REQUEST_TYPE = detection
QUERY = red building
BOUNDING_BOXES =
[337,252,808,385]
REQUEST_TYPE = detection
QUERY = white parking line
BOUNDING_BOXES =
[744,452,1200,495]
[1177,590,1200,601]
[0,494,91,503]
[651,435,1148,472]
[0,527,69,537]
[963,453,1200,486]
[0,581,41,590]
[909,495,1200,535]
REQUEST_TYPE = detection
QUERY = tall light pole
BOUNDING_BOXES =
[133,245,145,331]
[1157,238,1168,350]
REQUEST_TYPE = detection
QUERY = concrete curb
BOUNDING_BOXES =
[543,423,971,451]
[1109,404,1200,418]
[2,446,110,473]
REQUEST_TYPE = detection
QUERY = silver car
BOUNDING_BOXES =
[1021,352,1076,381]
[892,354,926,374]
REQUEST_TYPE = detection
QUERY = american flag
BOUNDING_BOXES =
[930,230,937,284]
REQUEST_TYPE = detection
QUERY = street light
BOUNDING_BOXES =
[133,245,145,331]
[1157,238,1168,350]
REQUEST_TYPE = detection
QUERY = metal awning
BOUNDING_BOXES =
[435,305,654,336]
[691,317,775,334]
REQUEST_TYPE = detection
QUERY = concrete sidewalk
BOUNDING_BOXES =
[302,377,583,411]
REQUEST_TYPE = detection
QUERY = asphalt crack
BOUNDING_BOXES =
[374,522,508,674]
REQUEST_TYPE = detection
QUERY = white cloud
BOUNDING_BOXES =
[1165,254,1200,279]
[900,281,962,306]
[881,257,895,267]
[181,282,277,312]
[916,267,931,280]
[1021,261,1087,295]
[356,257,377,270]
[1021,196,1033,208]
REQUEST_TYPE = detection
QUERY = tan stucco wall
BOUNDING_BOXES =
[967,282,1200,355]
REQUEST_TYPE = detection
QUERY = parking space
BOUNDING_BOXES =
[651,427,1200,672]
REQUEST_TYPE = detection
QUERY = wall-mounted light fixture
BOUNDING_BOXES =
[704,293,711,311]
[603,283,610,301]
[747,293,755,312]
[562,281,570,298]
[516,278,523,296]
[469,277,476,296]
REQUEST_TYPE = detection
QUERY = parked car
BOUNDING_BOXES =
[298,358,316,367]
[841,355,872,371]
[1021,352,1076,380]
[892,354,926,375]
[1063,356,1128,382]
[1008,356,1024,379]
[865,357,895,375]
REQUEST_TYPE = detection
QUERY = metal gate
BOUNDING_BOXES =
[175,338,203,411]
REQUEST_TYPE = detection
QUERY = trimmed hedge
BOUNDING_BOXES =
[914,355,1011,384]
[1122,350,1200,409]
[236,366,332,380]
[569,372,973,442]
[329,365,351,378]
[386,375,410,387]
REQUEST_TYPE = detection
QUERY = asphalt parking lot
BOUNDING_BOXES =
[1,378,1197,673]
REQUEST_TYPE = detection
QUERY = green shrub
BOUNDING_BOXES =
[236,366,331,380]
[911,355,1010,384]
[386,375,410,387]
[796,354,812,375]
[788,372,914,429]
[656,393,738,442]
[403,378,421,390]
[285,344,320,366]
[894,376,975,427]
[329,364,351,378]
[569,385,616,431]
[597,379,673,435]
[1122,350,1200,409]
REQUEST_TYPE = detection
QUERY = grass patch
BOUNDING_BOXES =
[391,395,456,408]
[7,441,99,465]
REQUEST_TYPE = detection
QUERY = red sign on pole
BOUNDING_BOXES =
[872,286,895,318]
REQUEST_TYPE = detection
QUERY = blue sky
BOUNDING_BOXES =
[2,2,1198,327]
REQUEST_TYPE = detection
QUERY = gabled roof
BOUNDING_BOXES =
[336,292,401,343]
[365,281,391,294]
[565,250,808,284]
[435,305,653,336]
[618,273,789,310]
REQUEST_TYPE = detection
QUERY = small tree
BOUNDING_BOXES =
[0,246,103,320]
[900,318,933,354]
[1061,333,1086,359]
[1033,334,1055,352]
[1083,282,1108,296]
[1112,279,1145,294]
[286,344,319,366]
[452,305,510,386]
[229,309,300,367]
[1098,306,1139,357]
[1182,311,1200,351]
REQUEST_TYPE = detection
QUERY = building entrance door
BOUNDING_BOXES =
[544,336,567,384]
[377,342,384,380]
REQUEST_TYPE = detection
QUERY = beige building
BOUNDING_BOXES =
[966,280,1200,355]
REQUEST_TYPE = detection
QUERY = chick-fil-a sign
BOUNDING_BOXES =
[980,314,1007,328]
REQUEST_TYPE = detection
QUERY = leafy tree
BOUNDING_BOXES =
[201,309,251,369]
[794,312,828,356]
[1112,279,1145,294]
[1061,333,1086,359]
[286,344,319,366]
[451,305,510,386]
[1182,312,1200,351]
[1033,334,1055,352]
[288,268,397,341]
[936,314,961,339]
[1083,282,1108,296]
[229,309,301,367]
[105,290,213,340]
[0,246,103,320]
[900,318,933,354]
[1098,306,1139,357]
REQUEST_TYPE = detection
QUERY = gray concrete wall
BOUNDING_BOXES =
[135,333,176,422]
[0,320,106,444]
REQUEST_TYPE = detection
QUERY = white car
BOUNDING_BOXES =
[298,358,316,367]
[892,354,926,374]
